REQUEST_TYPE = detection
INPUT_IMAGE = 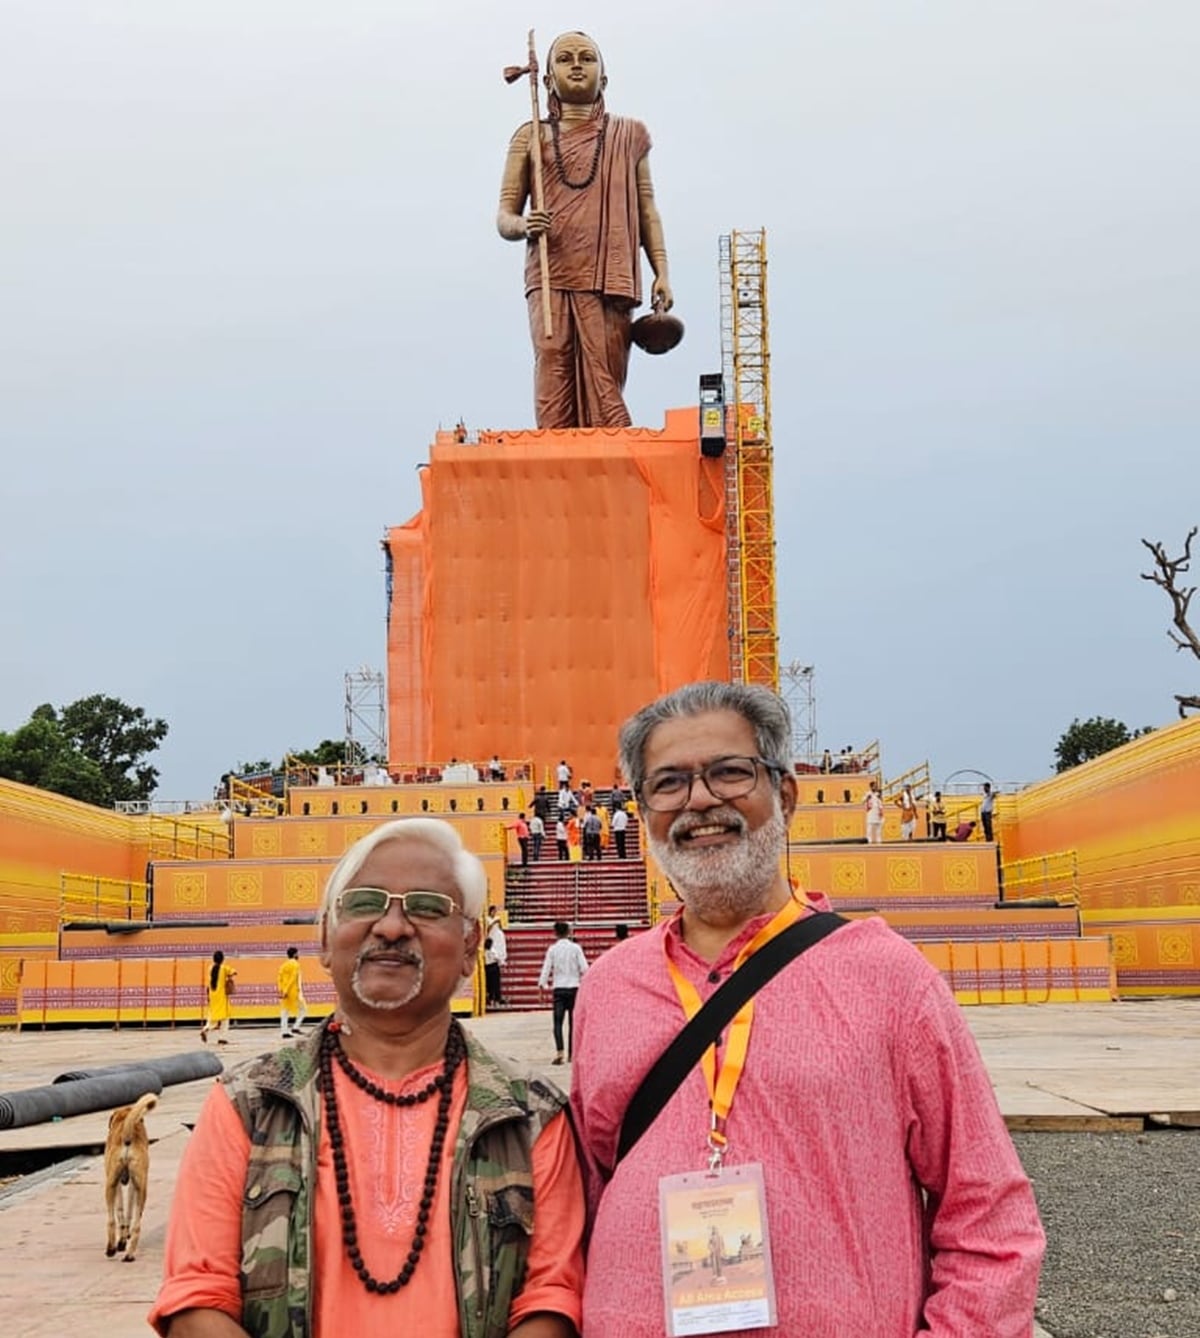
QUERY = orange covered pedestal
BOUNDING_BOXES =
[384,408,730,780]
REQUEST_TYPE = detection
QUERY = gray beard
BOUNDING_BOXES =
[351,946,425,1010]
[648,802,788,922]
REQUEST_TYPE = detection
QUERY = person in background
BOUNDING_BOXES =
[538,921,589,1065]
[277,946,308,1039]
[864,779,885,844]
[930,791,948,841]
[981,782,997,842]
[510,811,531,867]
[199,950,236,1046]
[898,784,918,841]
[582,807,603,860]
[555,816,570,861]
[611,804,629,860]
[529,812,546,861]
[484,905,508,1007]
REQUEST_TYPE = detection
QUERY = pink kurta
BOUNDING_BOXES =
[570,912,1044,1337]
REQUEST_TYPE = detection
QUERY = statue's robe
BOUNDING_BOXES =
[522,115,652,429]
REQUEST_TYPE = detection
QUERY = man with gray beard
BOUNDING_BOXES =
[152,818,584,1337]
[570,682,1044,1338]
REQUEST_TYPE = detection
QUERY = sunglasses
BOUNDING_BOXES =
[336,887,460,922]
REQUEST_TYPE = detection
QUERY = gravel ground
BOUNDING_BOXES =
[1014,1130,1200,1338]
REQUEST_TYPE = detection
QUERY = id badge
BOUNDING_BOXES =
[658,1162,777,1335]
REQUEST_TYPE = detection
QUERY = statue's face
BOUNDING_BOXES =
[547,33,605,105]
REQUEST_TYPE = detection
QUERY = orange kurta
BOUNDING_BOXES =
[150,1057,584,1335]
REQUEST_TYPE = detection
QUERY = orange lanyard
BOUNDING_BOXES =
[665,896,806,1168]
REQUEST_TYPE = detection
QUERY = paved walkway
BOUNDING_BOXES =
[0,1000,1196,1335]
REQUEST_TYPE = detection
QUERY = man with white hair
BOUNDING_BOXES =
[151,818,584,1338]
[570,681,1044,1337]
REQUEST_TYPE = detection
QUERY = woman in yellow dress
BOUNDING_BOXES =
[199,950,236,1045]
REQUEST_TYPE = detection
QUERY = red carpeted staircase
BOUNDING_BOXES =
[491,816,648,1011]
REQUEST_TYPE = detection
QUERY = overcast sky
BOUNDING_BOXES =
[2,1,1197,799]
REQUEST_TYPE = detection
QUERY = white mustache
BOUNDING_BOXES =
[358,946,423,967]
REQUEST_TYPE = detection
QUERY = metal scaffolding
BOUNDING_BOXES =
[780,660,818,759]
[344,666,387,763]
[719,229,779,690]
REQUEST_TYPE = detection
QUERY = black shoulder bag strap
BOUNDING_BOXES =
[613,911,848,1168]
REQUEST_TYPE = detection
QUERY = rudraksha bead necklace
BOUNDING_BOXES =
[551,113,609,191]
[319,1020,466,1294]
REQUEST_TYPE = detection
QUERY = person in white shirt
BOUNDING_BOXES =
[529,813,546,861]
[555,817,569,861]
[484,906,508,1006]
[538,921,588,1064]
[556,759,572,787]
[865,779,885,844]
[611,805,630,859]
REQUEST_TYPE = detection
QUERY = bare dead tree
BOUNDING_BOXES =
[1141,525,1200,716]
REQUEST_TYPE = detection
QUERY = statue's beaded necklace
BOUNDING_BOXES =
[550,113,609,191]
[319,1019,466,1294]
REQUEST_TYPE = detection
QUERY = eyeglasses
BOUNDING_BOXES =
[638,756,784,812]
[336,887,460,922]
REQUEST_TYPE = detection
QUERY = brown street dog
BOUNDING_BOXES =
[104,1091,158,1262]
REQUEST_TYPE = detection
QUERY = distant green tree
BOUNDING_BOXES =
[1054,717,1152,773]
[0,696,167,806]
[0,714,109,804]
[56,695,169,802]
[235,759,274,776]
[289,740,360,767]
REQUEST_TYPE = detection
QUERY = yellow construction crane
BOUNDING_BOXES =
[719,229,779,690]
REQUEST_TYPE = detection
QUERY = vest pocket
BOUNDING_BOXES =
[241,1162,303,1299]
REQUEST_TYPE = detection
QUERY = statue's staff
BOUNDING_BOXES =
[504,29,553,340]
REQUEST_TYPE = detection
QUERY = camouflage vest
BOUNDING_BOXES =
[223,1022,568,1338]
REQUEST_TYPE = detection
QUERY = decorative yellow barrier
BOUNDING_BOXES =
[919,937,1117,1004]
[153,852,507,923]
[0,933,57,1026]
[287,782,529,820]
[17,953,484,1027]
[1081,905,1200,997]
[233,812,512,862]
[790,777,874,806]
[843,906,1082,944]
[787,845,1001,909]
